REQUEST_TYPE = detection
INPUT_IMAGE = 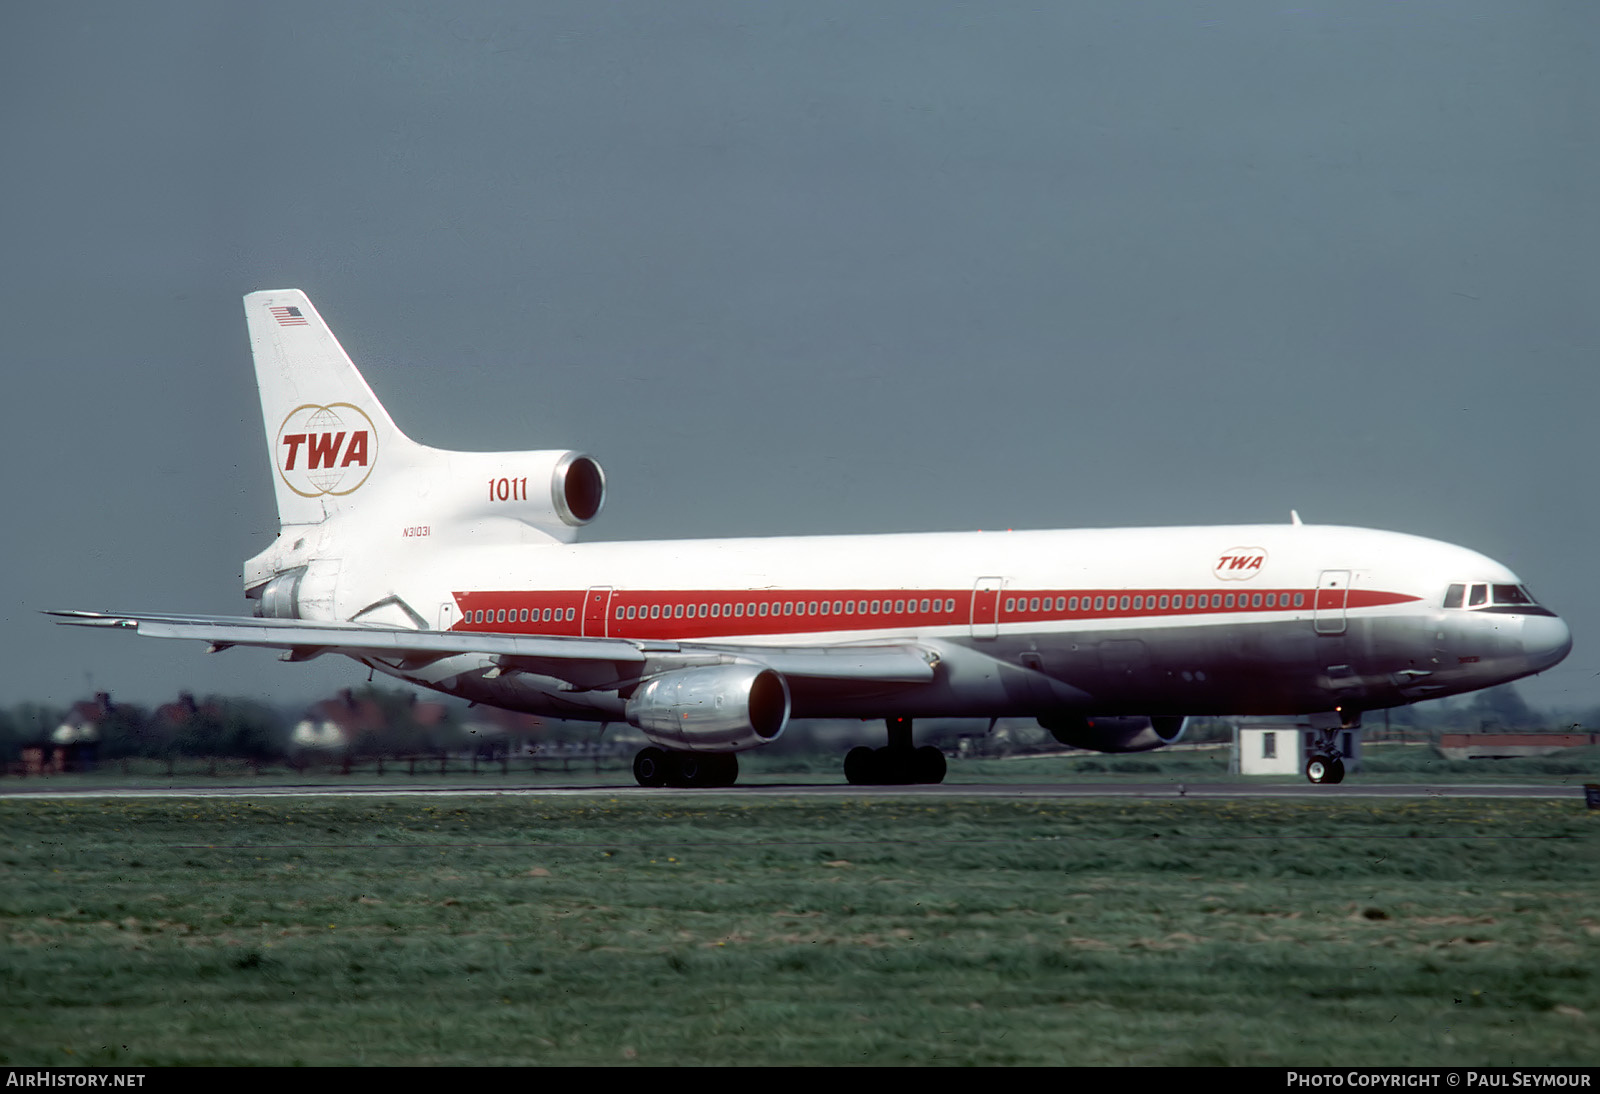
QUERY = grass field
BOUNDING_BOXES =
[2,794,1596,1066]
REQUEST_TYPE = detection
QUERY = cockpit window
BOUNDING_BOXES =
[1445,582,1546,611]
[1493,584,1534,606]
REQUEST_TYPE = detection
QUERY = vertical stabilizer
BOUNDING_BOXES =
[244,290,414,527]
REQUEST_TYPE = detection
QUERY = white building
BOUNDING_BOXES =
[1230,720,1362,777]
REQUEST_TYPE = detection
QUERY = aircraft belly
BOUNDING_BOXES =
[973,616,1425,716]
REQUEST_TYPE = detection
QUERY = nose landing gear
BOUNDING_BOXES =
[1304,709,1356,784]
[1305,753,1346,784]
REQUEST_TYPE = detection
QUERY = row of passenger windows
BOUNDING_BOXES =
[1003,592,1306,612]
[470,607,574,625]
[615,597,958,621]
[466,591,1313,627]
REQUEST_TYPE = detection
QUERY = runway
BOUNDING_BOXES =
[0,780,1587,801]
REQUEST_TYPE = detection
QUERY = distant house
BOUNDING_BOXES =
[292,689,453,751]
[293,689,386,750]
[1436,731,1599,760]
[24,691,112,773]
[153,691,213,731]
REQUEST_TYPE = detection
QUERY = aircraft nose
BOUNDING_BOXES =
[1521,613,1572,673]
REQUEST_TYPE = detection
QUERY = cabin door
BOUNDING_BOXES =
[1313,570,1350,635]
[970,577,1003,639]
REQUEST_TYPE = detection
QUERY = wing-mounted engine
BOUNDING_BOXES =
[625,665,790,752]
[1039,714,1188,753]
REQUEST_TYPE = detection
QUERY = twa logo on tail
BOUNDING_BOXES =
[276,403,378,498]
[1213,546,1267,580]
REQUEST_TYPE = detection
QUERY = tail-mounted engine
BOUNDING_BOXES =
[625,665,790,752]
[252,560,341,621]
[1039,714,1188,753]
[451,449,605,534]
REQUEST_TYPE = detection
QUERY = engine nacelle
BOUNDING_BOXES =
[1039,714,1188,753]
[253,560,340,621]
[458,449,605,529]
[625,665,790,752]
[377,448,607,544]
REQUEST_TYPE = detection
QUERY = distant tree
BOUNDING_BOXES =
[1465,684,1540,730]
[170,698,285,760]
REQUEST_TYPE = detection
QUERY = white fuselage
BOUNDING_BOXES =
[303,520,1570,723]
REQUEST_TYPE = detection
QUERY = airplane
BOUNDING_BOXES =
[52,290,1572,787]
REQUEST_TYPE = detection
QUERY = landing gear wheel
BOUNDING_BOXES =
[844,746,879,786]
[705,753,739,788]
[1305,754,1346,785]
[875,746,914,785]
[669,752,705,788]
[912,745,947,785]
[634,747,670,788]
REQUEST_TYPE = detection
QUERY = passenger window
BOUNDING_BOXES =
[1469,584,1488,607]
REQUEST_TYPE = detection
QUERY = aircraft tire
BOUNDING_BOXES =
[669,752,705,788]
[844,746,879,785]
[1326,756,1346,784]
[874,747,915,785]
[707,753,739,787]
[912,745,947,785]
[634,747,671,788]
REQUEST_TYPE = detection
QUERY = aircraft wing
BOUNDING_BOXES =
[45,610,939,684]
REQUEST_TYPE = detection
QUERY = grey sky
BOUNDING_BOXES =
[3,2,1596,713]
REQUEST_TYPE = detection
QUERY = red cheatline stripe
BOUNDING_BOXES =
[446,586,1420,638]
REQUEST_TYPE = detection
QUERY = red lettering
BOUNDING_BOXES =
[1228,556,1253,570]
[307,432,344,469]
[281,434,306,469]
[340,430,368,467]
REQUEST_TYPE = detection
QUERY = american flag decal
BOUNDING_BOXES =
[269,305,309,327]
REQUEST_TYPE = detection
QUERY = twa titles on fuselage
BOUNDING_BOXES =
[52,291,1572,787]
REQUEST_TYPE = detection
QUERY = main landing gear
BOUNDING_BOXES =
[843,716,948,785]
[632,747,739,788]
